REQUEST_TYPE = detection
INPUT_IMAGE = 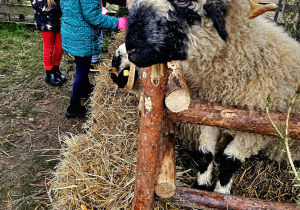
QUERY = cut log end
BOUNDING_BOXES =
[155,182,176,198]
[165,60,191,112]
[165,90,191,112]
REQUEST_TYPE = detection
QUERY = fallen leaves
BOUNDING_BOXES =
[16,133,23,137]
[8,165,15,170]
[45,118,50,126]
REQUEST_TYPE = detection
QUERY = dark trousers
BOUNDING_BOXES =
[72,56,92,100]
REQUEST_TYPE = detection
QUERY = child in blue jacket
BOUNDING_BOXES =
[61,0,127,118]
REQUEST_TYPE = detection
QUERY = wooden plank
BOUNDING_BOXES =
[0,3,34,16]
[1,0,10,21]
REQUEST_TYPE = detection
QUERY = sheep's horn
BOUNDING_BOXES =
[108,67,119,76]
[125,63,136,90]
[247,0,278,19]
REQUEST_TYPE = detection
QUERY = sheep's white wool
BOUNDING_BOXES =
[181,0,300,164]
[221,132,267,162]
[133,0,171,17]
[185,0,300,114]
[115,43,129,71]
[214,179,232,194]
[196,163,213,186]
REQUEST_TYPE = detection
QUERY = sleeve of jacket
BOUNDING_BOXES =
[31,0,61,16]
[80,0,119,30]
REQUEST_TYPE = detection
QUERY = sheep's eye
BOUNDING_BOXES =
[173,0,190,8]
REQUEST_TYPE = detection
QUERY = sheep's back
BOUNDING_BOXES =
[184,0,300,114]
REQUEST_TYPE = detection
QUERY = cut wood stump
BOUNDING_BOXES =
[165,60,191,113]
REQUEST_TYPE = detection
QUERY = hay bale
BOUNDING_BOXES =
[48,32,299,209]
[48,73,139,209]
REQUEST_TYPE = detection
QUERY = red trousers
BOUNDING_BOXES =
[41,31,63,70]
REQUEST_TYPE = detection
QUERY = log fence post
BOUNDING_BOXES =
[133,64,168,209]
[155,120,176,198]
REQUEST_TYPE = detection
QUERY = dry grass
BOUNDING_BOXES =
[48,74,139,209]
[47,32,299,209]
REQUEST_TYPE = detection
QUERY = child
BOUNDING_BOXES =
[31,0,67,86]
[89,6,107,72]
[61,0,128,118]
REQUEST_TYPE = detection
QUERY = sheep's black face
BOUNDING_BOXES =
[125,1,201,67]
[109,44,139,88]
[125,0,228,67]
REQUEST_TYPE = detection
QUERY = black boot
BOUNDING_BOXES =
[53,65,67,82]
[65,98,87,118]
[81,83,95,98]
[45,70,62,86]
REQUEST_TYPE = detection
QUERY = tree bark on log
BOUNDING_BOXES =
[133,64,168,210]
[165,100,300,140]
[165,60,191,113]
[155,120,176,198]
[156,186,300,209]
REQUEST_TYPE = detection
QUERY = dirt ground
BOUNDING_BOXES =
[0,55,93,209]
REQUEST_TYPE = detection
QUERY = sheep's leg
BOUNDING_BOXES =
[193,126,220,190]
[214,132,265,194]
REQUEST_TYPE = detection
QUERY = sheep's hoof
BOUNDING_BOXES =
[192,181,212,191]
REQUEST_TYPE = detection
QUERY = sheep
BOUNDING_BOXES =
[111,0,300,194]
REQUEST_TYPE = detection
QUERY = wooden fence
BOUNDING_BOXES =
[0,2,117,29]
[134,63,300,209]
[0,3,34,24]
[0,1,297,27]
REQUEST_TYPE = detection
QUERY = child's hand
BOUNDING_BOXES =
[118,17,128,30]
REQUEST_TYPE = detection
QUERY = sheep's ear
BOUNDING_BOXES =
[203,1,228,41]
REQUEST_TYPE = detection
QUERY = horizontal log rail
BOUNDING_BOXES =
[156,186,300,209]
[0,3,116,26]
[165,100,300,140]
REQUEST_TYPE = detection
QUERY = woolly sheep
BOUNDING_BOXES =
[111,0,300,194]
